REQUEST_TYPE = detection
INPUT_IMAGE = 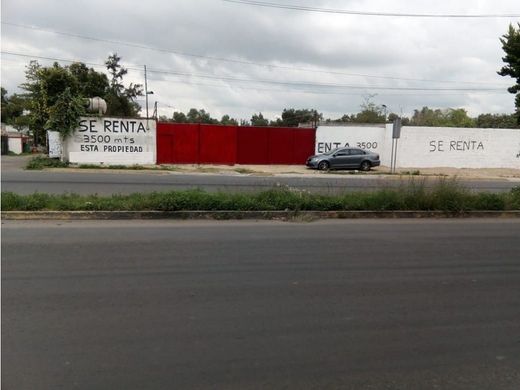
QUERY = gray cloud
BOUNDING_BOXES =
[1,0,518,120]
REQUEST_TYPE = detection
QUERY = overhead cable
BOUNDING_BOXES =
[222,0,520,18]
[2,51,506,92]
[1,21,508,86]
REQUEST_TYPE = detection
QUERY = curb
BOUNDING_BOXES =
[2,210,520,220]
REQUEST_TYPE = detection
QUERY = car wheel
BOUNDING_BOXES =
[360,160,371,171]
[318,161,330,171]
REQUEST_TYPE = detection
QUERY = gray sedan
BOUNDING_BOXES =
[306,147,380,171]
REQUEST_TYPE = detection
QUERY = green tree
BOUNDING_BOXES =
[220,114,238,125]
[172,111,188,123]
[476,113,520,128]
[186,108,218,124]
[444,108,476,127]
[498,23,520,123]
[250,112,269,126]
[352,98,386,124]
[20,61,85,143]
[410,107,475,127]
[1,87,27,127]
[279,108,320,127]
[45,87,86,138]
[68,62,109,97]
[410,107,446,126]
[104,53,143,117]
[17,55,140,143]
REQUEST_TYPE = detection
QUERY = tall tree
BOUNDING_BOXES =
[19,59,112,143]
[68,62,109,97]
[104,53,143,117]
[498,23,520,123]
[20,61,86,143]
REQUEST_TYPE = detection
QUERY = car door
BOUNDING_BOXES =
[330,148,350,168]
[347,149,366,168]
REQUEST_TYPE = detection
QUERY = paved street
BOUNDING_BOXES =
[2,219,520,389]
[2,163,518,195]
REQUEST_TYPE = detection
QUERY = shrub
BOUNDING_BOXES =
[26,156,68,170]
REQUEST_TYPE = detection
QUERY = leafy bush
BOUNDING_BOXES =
[26,156,69,170]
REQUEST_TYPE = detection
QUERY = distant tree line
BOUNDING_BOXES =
[158,103,519,129]
[159,108,322,127]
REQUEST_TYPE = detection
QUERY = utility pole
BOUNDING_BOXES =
[144,65,154,129]
[152,101,158,119]
[144,65,149,119]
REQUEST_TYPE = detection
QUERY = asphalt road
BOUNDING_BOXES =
[3,219,520,389]
[2,168,518,195]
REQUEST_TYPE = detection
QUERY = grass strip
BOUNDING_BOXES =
[3,180,520,212]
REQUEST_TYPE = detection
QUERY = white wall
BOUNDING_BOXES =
[396,126,520,168]
[64,117,156,165]
[316,125,520,169]
[315,125,392,165]
[8,137,23,154]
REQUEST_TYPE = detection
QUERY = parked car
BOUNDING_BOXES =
[306,147,380,171]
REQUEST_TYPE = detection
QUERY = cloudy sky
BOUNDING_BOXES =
[1,0,519,121]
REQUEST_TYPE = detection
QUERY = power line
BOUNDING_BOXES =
[2,51,506,93]
[1,21,508,86]
[2,52,504,97]
[222,0,520,18]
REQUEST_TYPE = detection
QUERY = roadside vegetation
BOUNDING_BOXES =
[2,180,519,212]
[25,156,69,170]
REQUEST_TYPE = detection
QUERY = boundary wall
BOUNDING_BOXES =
[316,125,520,169]
[63,117,156,165]
[157,123,315,165]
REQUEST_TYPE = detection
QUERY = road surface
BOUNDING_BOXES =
[3,219,520,389]
[2,168,518,195]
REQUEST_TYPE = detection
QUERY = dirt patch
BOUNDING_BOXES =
[1,155,39,171]
[158,164,520,180]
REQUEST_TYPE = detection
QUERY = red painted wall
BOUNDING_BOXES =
[293,128,316,164]
[236,126,269,164]
[157,123,199,164]
[157,122,315,165]
[199,125,237,164]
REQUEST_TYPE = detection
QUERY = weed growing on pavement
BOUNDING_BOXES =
[234,168,256,174]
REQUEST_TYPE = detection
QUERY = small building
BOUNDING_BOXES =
[1,123,31,154]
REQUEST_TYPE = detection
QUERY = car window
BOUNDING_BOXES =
[323,148,340,155]
[335,149,349,156]
[350,149,365,155]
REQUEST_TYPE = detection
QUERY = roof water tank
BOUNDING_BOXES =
[86,97,107,115]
